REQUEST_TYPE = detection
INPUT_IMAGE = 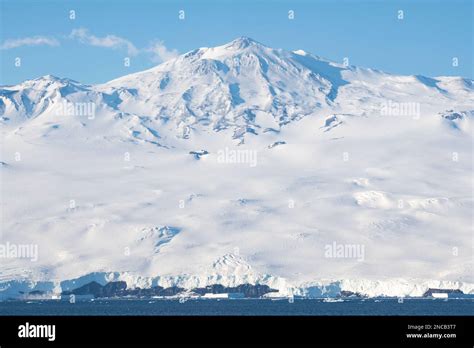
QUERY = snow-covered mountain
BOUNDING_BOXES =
[1,37,473,298]
[2,37,472,144]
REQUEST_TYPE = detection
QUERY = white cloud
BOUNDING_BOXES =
[0,29,179,64]
[0,36,59,50]
[69,28,139,56]
[146,40,179,63]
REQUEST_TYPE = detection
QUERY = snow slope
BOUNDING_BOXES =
[0,37,473,298]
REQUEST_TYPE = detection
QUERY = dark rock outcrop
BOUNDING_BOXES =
[192,283,277,298]
[62,281,277,299]
[423,288,464,297]
[62,281,185,298]
[340,290,365,298]
[63,281,104,297]
[189,150,209,160]
[102,281,127,297]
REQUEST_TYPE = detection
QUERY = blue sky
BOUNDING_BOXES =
[1,0,472,85]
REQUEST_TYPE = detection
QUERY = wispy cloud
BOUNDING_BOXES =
[69,28,139,56]
[0,36,59,50]
[0,29,179,64]
[146,40,179,63]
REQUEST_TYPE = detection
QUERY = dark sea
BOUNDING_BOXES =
[0,298,472,316]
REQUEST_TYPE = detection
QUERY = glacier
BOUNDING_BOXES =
[0,37,473,299]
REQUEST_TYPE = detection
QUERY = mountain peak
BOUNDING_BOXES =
[35,74,62,82]
[32,74,80,86]
[226,36,260,49]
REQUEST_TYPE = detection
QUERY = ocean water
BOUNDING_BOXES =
[0,298,472,316]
